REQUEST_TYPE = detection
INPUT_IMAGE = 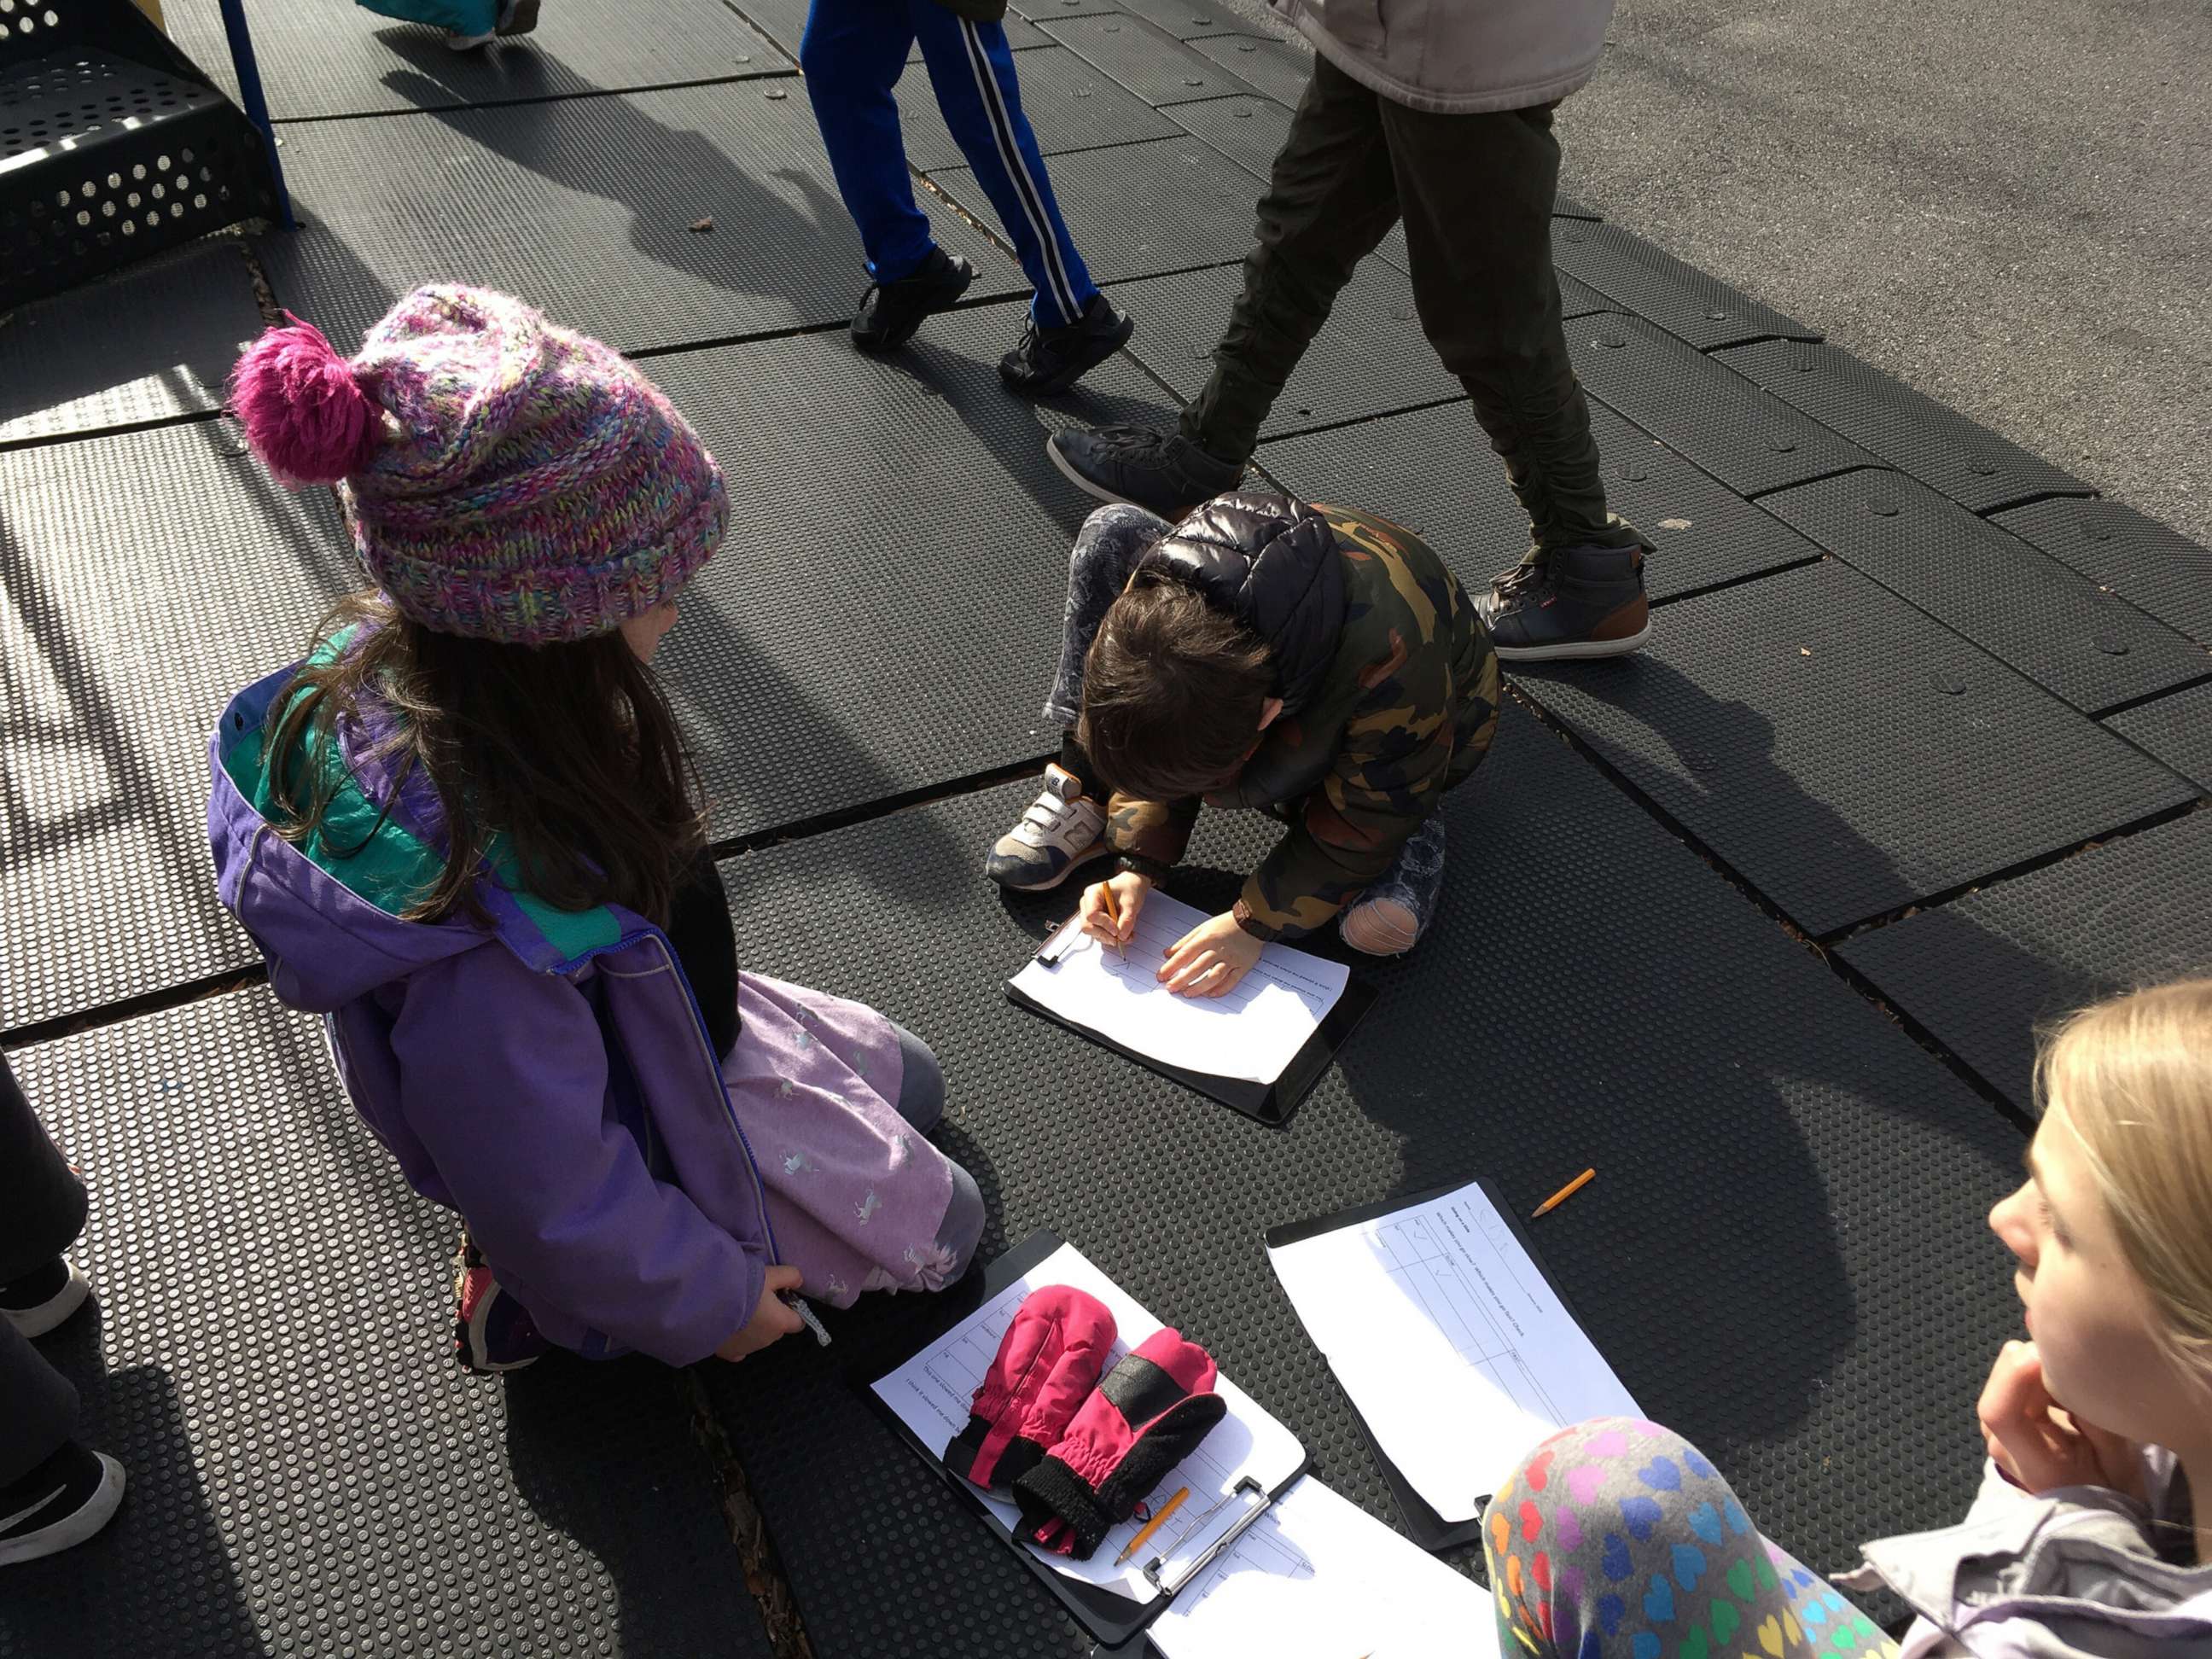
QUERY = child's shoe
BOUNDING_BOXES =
[999,295,1135,396]
[851,247,977,354]
[0,1257,90,1338]
[1477,544,1649,661]
[445,0,540,49]
[452,1232,548,1374]
[0,1441,125,1566]
[984,764,1110,892]
[1045,423,1243,519]
[1339,818,1447,957]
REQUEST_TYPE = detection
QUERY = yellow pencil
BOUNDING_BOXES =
[1530,1167,1595,1219]
[1099,883,1126,963]
[1114,1485,1190,1565]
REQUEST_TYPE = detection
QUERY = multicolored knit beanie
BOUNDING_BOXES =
[230,284,726,646]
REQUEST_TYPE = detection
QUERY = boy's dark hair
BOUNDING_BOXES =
[1077,575,1274,801]
[265,591,706,928]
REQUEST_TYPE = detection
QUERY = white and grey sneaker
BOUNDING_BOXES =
[0,1442,125,1567]
[984,764,1109,892]
[445,0,539,49]
[0,1257,90,1338]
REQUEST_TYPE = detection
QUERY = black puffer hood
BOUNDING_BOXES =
[1132,491,1349,713]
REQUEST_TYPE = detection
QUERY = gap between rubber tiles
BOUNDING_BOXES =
[2106,680,2212,794]
[257,82,1018,361]
[1039,13,1264,105]
[0,419,356,1036]
[1185,32,1311,107]
[1551,219,1819,353]
[0,988,767,1659]
[1837,809,2212,1117]
[1760,470,2209,719]
[1257,397,1826,604]
[162,0,783,119]
[1992,495,2212,649]
[1716,341,2092,518]
[1510,559,2196,942]
[1114,0,1290,41]
[637,299,1177,845]
[892,43,1179,173]
[0,238,263,449]
[700,702,2026,1658]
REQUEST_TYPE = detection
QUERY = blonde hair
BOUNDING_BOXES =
[2036,979,2212,1387]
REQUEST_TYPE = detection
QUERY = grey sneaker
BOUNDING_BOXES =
[984,765,1109,892]
[1045,424,1243,519]
[1339,818,1446,957]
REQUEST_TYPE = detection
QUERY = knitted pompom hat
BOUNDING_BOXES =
[230,285,726,646]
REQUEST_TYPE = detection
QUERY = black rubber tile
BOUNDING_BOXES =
[1187,32,1313,106]
[703,702,2026,1656]
[1993,496,2212,649]
[1115,0,1289,38]
[1840,812,2212,1114]
[1569,315,1880,498]
[1512,560,2197,939]
[0,239,261,447]
[1552,219,1819,352]
[927,135,1262,282]
[1761,471,2208,717]
[1011,0,1125,18]
[257,84,1016,360]
[0,420,357,1034]
[0,989,764,1659]
[1040,14,1260,104]
[1554,192,1603,221]
[1116,260,1463,434]
[1716,341,2094,516]
[2107,680,2212,795]
[908,12,1054,60]
[637,302,1177,842]
[1161,87,1289,176]
[165,0,782,119]
[1260,399,1827,603]
[894,44,1178,170]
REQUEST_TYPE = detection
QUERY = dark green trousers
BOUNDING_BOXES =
[1181,53,1645,562]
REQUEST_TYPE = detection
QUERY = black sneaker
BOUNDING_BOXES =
[0,1256,90,1338]
[1477,544,1650,661]
[851,247,977,354]
[1045,423,1243,518]
[0,1441,125,1567]
[999,294,1135,396]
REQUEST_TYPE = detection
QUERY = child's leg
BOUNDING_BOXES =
[908,0,1097,328]
[799,0,935,282]
[883,1024,985,1275]
[1043,504,1173,731]
[1486,1417,1897,1659]
[1338,816,1447,957]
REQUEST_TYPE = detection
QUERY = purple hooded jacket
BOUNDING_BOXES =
[207,661,772,1366]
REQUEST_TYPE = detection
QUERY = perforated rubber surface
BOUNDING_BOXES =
[1187,32,1313,105]
[1716,341,2093,516]
[1760,470,2207,716]
[1569,315,1879,498]
[1115,0,1289,40]
[638,300,1176,841]
[0,989,766,1659]
[1992,496,2212,649]
[165,0,782,119]
[1115,259,1463,436]
[259,85,1016,358]
[0,419,356,1034]
[1553,220,1819,351]
[1259,399,1828,603]
[894,44,1178,172]
[1160,88,1289,176]
[1041,14,1261,103]
[1512,560,2197,939]
[701,705,2026,1656]
[927,135,1266,282]
[0,240,262,448]
[2107,680,2212,795]
[1840,812,2212,1114]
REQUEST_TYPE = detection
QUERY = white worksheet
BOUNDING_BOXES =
[1148,1477,1499,1659]
[1268,1179,1640,1522]
[1008,891,1348,1084]
[870,1242,1306,1603]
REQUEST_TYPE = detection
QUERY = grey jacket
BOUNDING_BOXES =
[1264,0,1617,115]
[1841,1452,2212,1657]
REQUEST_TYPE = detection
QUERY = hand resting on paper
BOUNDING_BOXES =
[717,1264,805,1361]
[1159,910,1262,998]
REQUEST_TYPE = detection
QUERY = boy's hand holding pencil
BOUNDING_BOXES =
[1080,870,1152,960]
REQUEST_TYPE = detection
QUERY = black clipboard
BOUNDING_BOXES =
[864,1228,1313,1650]
[1266,1177,1585,1553]
[1004,930,1377,1126]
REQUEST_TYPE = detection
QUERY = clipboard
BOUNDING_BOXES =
[1004,967,1377,1128]
[1265,1177,1592,1553]
[864,1229,1313,1650]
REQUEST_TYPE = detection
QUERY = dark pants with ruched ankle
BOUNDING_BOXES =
[0,1053,90,1485]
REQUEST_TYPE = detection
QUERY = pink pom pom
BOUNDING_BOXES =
[230,311,382,485]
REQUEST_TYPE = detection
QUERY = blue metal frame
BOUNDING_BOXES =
[213,0,295,230]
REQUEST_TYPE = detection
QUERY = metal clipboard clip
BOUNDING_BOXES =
[1141,1476,1273,1600]
[1033,915,1086,966]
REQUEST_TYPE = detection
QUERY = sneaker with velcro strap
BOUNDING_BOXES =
[984,764,1110,893]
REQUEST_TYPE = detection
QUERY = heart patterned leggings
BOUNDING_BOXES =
[1484,1418,1901,1659]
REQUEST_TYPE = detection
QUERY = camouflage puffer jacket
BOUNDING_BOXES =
[1103,492,1499,941]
